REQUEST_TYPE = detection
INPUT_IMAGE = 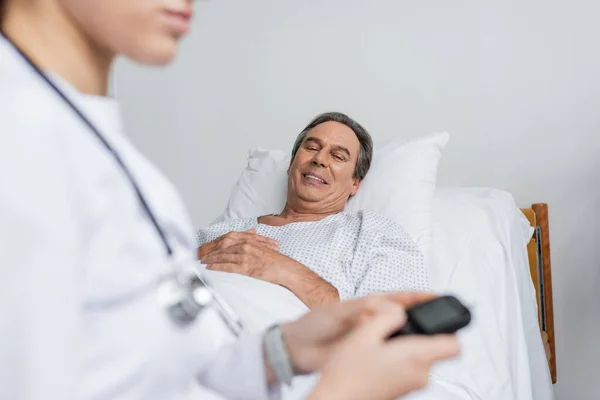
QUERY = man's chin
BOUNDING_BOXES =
[296,196,324,203]
[294,193,327,205]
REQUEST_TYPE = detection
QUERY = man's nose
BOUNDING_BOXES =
[311,151,327,167]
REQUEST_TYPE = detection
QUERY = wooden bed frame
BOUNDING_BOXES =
[520,203,556,384]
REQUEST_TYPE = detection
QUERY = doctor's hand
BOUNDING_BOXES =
[308,308,460,400]
[197,229,278,260]
[280,292,455,376]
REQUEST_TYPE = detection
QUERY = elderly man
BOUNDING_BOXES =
[197,112,428,308]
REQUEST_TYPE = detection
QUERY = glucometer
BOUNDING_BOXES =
[388,295,471,338]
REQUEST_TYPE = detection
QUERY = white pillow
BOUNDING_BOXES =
[216,132,449,258]
[345,132,449,256]
[219,148,289,221]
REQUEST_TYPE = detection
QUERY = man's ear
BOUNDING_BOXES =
[287,157,294,175]
[350,178,360,197]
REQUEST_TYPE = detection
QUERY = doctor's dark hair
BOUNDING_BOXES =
[291,112,373,181]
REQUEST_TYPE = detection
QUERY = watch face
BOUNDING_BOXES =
[410,297,469,333]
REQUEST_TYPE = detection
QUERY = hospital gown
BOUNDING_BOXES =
[196,210,428,300]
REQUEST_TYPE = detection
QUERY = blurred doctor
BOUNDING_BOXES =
[0,1,460,399]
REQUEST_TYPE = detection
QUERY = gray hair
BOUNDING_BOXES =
[291,112,373,181]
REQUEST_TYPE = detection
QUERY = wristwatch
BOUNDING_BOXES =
[264,324,296,385]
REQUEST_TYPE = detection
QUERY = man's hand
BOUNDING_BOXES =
[197,229,278,260]
[201,241,339,308]
[200,239,287,283]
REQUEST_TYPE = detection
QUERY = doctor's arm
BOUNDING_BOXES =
[198,293,460,400]
[0,126,84,400]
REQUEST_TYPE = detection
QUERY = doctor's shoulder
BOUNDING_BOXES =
[0,68,97,231]
[0,65,75,152]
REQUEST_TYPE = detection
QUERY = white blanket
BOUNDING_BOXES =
[194,265,475,400]
[200,265,310,333]
[192,265,316,400]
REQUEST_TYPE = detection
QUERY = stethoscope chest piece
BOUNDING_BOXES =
[157,272,214,327]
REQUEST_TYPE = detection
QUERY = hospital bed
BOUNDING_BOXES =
[521,203,556,384]
[412,188,556,400]
[193,187,557,400]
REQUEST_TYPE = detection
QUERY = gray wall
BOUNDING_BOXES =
[114,1,600,398]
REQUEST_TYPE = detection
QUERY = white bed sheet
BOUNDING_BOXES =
[424,188,553,400]
[190,187,554,400]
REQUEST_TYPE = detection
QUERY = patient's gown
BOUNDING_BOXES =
[196,210,428,299]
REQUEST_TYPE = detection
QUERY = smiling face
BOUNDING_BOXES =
[287,121,362,214]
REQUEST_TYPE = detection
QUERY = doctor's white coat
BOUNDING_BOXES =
[0,36,278,400]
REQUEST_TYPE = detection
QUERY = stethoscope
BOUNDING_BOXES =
[1,33,244,336]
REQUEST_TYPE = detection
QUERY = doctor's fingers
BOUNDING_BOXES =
[388,334,461,367]
[307,312,448,400]
[381,291,439,309]
[303,297,408,339]
[350,297,408,326]
[352,305,407,340]
[350,292,439,325]
[339,294,421,326]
